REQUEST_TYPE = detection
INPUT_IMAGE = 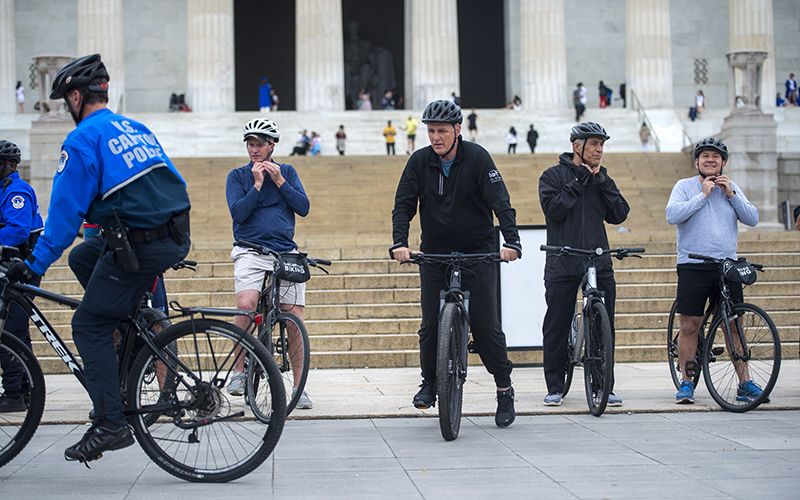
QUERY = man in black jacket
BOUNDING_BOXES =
[538,122,630,407]
[391,100,522,428]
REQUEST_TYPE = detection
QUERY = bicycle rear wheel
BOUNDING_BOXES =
[0,332,45,468]
[667,300,703,390]
[583,301,613,416]
[563,312,579,398]
[127,318,285,482]
[436,303,464,441]
[702,303,780,412]
[136,308,176,427]
[256,312,309,416]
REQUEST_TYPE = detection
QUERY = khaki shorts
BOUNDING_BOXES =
[231,246,305,307]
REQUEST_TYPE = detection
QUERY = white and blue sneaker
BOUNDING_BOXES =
[675,380,695,404]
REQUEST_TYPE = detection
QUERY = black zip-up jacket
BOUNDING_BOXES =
[392,136,521,255]
[538,152,630,280]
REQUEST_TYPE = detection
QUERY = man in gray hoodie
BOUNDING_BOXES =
[665,138,759,404]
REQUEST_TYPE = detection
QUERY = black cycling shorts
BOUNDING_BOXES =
[676,265,743,316]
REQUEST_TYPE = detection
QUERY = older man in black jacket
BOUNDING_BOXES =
[538,122,630,407]
[391,100,522,428]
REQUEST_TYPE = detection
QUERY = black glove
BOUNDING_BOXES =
[573,165,591,185]
[6,261,38,284]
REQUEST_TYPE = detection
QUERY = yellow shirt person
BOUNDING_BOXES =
[403,115,418,155]
[383,120,397,155]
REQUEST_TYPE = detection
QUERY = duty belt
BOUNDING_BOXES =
[126,211,190,245]
[128,222,171,244]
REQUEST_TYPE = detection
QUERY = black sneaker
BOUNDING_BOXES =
[413,381,435,409]
[495,387,515,428]
[64,424,135,463]
[0,393,26,412]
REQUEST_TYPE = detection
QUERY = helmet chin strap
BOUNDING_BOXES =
[696,160,723,178]
[437,125,459,158]
[65,89,88,125]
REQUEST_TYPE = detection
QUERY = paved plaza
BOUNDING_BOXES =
[1,362,798,499]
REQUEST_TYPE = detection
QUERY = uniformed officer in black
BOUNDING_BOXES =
[7,54,192,463]
[0,140,43,412]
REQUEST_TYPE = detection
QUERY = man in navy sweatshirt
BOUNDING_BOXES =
[225,118,313,408]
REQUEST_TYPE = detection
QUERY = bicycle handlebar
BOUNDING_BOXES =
[540,245,645,260]
[171,260,197,271]
[235,240,331,269]
[400,252,505,265]
[688,253,764,271]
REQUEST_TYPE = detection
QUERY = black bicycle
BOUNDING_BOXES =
[666,254,780,412]
[235,240,330,415]
[0,246,286,481]
[404,252,506,441]
[540,245,645,416]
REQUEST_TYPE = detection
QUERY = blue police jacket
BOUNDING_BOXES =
[0,172,44,247]
[27,108,191,276]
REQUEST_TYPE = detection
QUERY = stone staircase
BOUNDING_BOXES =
[29,153,800,373]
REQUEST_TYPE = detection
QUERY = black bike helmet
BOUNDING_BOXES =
[570,122,610,142]
[693,137,728,161]
[50,54,110,100]
[0,140,21,164]
[421,100,463,124]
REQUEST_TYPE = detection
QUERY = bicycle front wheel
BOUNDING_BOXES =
[127,319,285,482]
[667,300,703,390]
[702,303,780,412]
[0,333,45,468]
[257,312,309,416]
[436,303,464,441]
[583,301,613,416]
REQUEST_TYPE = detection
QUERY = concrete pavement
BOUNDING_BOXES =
[1,362,798,499]
[37,361,800,423]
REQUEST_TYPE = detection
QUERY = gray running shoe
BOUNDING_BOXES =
[227,371,246,396]
[293,387,313,409]
[543,392,562,406]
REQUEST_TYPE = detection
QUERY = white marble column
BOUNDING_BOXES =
[625,0,673,108]
[409,0,460,111]
[296,0,345,111]
[187,0,235,113]
[77,0,125,113]
[729,0,775,111]
[519,0,567,109]
[0,0,17,116]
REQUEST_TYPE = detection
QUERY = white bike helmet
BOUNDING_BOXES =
[243,118,280,143]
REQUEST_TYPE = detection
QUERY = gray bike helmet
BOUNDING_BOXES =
[0,140,21,164]
[243,118,280,143]
[421,100,463,124]
[693,137,728,161]
[50,54,109,99]
[570,122,610,142]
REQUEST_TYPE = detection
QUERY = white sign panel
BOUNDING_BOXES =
[498,226,547,348]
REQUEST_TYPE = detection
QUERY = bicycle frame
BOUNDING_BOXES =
[571,262,604,366]
[0,278,257,421]
[439,264,471,380]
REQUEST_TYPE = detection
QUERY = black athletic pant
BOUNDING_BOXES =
[386,142,395,155]
[418,261,512,388]
[68,233,190,427]
[542,273,616,395]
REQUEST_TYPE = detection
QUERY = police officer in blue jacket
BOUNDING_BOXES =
[0,140,44,412]
[6,54,192,463]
